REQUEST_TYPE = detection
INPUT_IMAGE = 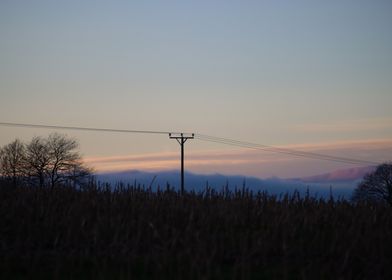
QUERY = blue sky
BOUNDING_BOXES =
[1,0,391,178]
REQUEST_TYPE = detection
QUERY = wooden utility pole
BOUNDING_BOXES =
[169,133,194,194]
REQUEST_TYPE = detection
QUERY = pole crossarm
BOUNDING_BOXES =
[169,133,195,140]
[169,133,194,194]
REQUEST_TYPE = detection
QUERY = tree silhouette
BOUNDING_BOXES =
[353,163,392,206]
[0,134,92,188]
[24,136,51,187]
[0,139,25,186]
[46,133,84,188]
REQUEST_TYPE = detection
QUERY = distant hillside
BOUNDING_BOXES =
[96,169,357,199]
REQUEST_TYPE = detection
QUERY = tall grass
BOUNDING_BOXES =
[0,180,391,279]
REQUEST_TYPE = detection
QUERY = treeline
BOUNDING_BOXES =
[0,133,91,188]
[0,181,391,279]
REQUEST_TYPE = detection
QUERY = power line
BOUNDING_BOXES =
[195,134,379,165]
[0,121,381,165]
[195,134,380,165]
[0,122,176,135]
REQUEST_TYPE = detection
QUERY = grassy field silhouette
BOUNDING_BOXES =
[1,180,391,279]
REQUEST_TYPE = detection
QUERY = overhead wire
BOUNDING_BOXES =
[0,121,380,165]
[195,134,379,165]
[0,122,175,135]
[195,134,380,165]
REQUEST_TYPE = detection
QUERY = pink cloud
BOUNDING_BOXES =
[299,166,377,182]
[84,139,392,178]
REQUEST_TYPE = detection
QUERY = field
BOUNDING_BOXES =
[1,181,391,279]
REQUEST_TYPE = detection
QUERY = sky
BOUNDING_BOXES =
[0,0,391,179]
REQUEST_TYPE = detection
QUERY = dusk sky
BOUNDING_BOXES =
[1,0,391,178]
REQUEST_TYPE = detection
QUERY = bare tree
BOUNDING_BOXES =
[353,163,392,206]
[46,133,91,188]
[1,134,92,188]
[0,139,25,186]
[24,136,51,188]
[66,163,93,188]
[47,133,79,187]
[22,133,92,188]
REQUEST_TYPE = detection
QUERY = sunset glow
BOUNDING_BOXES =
[1,0,391,178]
[84,139,392,178]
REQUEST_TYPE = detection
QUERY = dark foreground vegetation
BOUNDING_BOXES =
[1,181,391,280]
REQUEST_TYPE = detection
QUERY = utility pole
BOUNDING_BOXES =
[169,133,194,194]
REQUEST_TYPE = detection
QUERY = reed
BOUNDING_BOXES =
[0,181,391,279]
